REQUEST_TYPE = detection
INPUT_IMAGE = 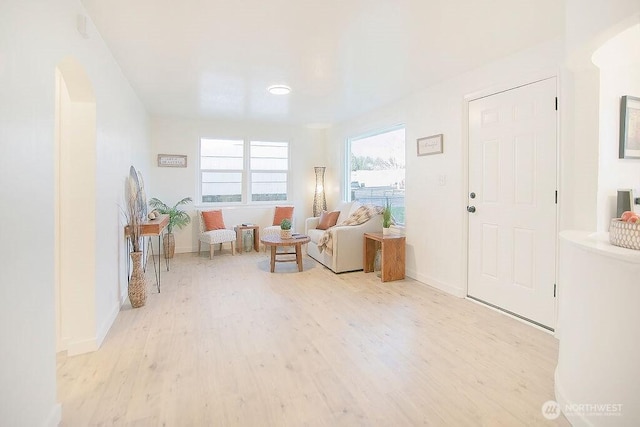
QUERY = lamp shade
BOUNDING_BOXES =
[313,167,327,217]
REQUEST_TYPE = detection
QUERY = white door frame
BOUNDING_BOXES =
[460,71,562,330]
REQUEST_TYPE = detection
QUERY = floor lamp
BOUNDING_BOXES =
[313,166,327,217]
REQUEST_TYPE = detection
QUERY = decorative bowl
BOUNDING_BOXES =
[609,219,640,250]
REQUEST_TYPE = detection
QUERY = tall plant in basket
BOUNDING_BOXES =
[148,196,192,259]
[125,166,147,308]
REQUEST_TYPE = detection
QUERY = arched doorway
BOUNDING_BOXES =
[54,57,98,355]
[592,22,640,231]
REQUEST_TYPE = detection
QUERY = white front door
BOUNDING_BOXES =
[467,78,557,329]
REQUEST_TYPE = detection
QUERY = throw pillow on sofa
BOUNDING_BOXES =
[317,210,340,230]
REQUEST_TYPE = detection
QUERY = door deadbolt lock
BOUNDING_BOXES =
[467,206,476,213]
[470,192,476,199]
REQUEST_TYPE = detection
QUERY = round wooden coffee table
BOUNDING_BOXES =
[260,234,311,272]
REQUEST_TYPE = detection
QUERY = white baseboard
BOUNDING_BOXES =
[66,336,98,356]
[96,302,119,348]
[44,403,61,427]
[554,369,592,427]
[406,269,466,298]
[64,302,119,357]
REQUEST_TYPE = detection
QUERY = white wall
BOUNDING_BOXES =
[0,0,149,425]
[565,0,640,55]
[149,117,325,253]
[563,1,640,233]
[328,39,564,297]
[593,24,640,231]
[57,66,98,354]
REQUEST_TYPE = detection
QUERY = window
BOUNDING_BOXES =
[250,141,288,202]
[347,125,405,224]
[199,138,289,204]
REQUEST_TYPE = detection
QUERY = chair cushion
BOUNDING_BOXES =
[202,210,226,230]
[317,210,340,230]
[263,225,281,237]
[200,228,236,244]
[273,206,294,226]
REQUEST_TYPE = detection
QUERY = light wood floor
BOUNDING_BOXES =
[57,250,568,426]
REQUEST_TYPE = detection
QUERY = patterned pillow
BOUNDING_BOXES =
[340,205,383,226]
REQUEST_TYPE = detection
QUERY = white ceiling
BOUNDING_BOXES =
[82,0,565,127]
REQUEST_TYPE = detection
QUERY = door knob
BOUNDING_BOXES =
[467,206,476,213]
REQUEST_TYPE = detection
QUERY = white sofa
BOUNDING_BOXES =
[305,201,383,273]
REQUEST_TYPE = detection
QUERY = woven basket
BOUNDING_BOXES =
[609,219,640,250]
[280,229,292,239]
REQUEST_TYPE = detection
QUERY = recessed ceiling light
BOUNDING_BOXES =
[267,85,292,95]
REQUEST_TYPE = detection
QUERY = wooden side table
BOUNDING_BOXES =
[363,232,406,282]
[234,225,260,253]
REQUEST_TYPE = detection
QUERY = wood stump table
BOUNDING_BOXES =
[363,232,406,282]
[260,234,311,272]
[234,224,260,253]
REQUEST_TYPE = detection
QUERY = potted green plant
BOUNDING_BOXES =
[382,200,393,235]
[280,218,292,239]
[148,196,192,258]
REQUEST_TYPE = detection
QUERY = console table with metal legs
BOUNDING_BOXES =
[125,214,169,293]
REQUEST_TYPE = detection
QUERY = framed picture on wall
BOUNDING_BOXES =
[417,134,443,156]
[619,95,640,159]
[157,154,187,167]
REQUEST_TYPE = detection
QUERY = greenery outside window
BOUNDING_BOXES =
[347,125,405,224]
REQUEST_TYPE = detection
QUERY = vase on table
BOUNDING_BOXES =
[374,248,382,277]
[243,230,253,252]
[129,251,147,308]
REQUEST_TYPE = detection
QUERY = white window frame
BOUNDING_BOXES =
[249,140,290,203]
[198,137,290,206]
[345,124,406,224]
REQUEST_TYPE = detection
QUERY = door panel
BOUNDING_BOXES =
[468,78,557,329]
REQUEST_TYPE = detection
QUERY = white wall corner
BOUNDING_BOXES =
[44,403,61,427]
[406,270,466,298]
[96,302,120,349]
[66,336,98,356]
[554,369,592,427]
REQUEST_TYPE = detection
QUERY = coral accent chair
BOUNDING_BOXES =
[262,206,295,249]
[197,210,236,259]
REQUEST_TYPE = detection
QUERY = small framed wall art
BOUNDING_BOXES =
[157,154,187,167]
[619,95,640,159]
[417,134,443,156]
